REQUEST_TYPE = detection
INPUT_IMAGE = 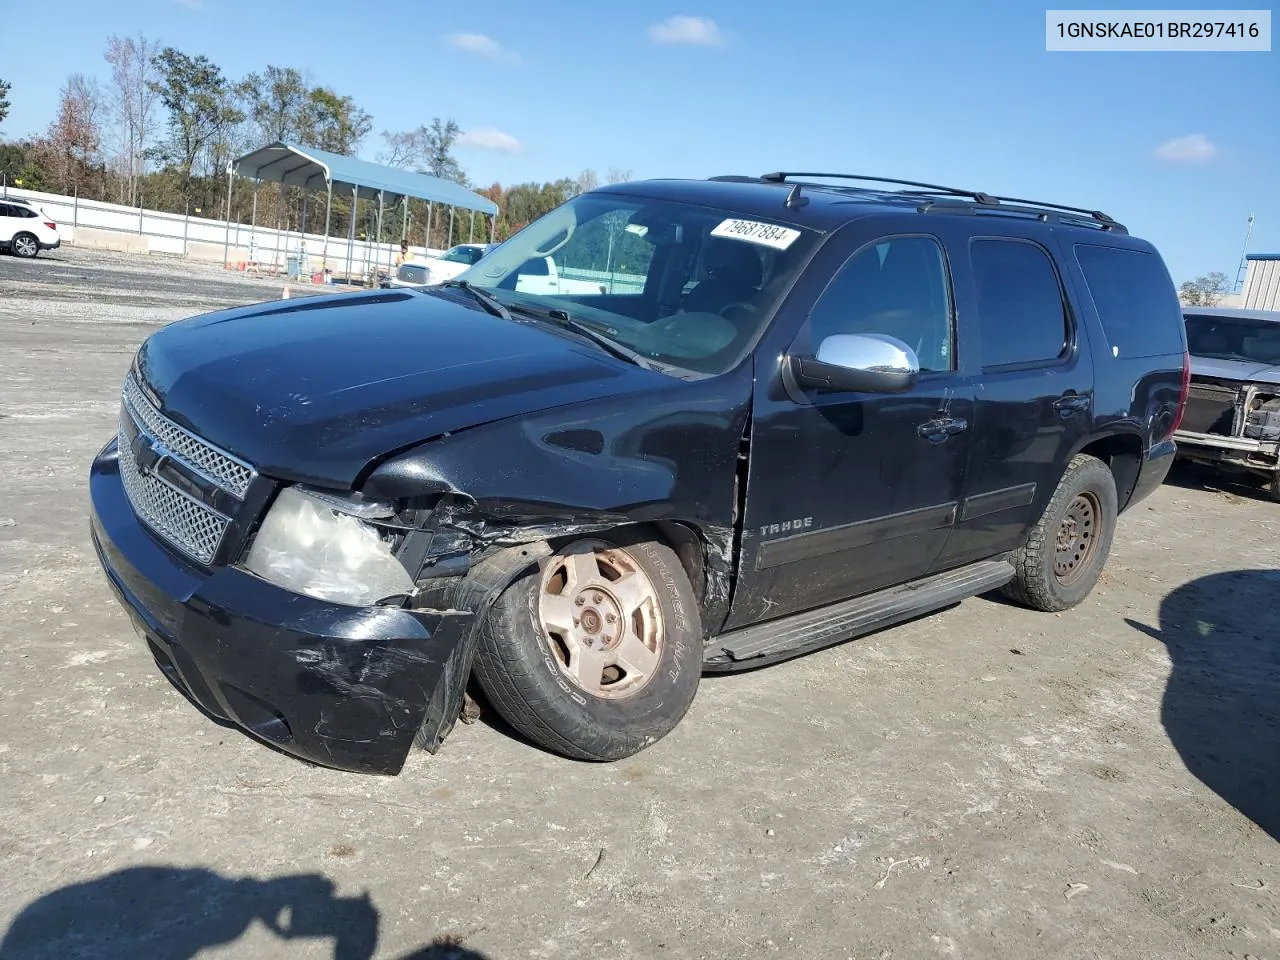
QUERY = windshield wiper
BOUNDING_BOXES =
[439,279,511,321]
[540,308,662,370]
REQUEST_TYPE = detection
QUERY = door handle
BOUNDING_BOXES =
[1053,394,1091,418]
[918,416,968,443]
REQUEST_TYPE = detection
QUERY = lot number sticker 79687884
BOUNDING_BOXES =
[710,218,801,251]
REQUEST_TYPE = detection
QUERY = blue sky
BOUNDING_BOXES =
[1,0,1276,283]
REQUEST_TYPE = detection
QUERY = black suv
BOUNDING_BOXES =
[88,172,1189,775]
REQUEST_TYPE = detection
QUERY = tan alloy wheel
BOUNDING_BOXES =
[537,540,665,700]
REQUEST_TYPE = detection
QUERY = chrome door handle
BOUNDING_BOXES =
[918,417,968,442]
[1053,394,1090,418]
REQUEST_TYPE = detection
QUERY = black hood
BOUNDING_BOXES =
[134,289,671,488]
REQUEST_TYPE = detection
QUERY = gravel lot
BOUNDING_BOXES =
[0,246,1277,960]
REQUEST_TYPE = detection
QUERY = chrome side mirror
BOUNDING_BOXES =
[790,333,920,394]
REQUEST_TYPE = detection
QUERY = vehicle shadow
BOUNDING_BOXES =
[1126,569,1280,842]
[0,865,492,960]
[1163,459,1273,502]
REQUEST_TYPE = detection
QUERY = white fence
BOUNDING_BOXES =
[1,185,448,280]
[3,185,650,292]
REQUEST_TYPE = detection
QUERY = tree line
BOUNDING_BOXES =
[0,38,630,250]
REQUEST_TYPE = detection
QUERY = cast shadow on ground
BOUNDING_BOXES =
[1163,459,1276,503]
[0,866,491,960]
[1126,568,1280,843]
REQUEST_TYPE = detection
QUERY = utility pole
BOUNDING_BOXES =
[1234,213,1255,293]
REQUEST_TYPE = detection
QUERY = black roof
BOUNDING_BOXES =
[599,172,1129,237]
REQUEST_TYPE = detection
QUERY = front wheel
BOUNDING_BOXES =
[472,532,703,760]
[1001,453,1118,612]
[11,233,39,258]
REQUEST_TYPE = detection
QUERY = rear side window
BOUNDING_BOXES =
[17,206,38,218]
[1073,243,1184,358]
[971,238,1069,369]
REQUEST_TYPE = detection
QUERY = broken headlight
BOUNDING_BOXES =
[241,486,415,606]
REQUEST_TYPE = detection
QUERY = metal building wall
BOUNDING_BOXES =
[1243,256,1280,311]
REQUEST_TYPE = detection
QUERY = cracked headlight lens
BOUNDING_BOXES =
[241,486,414,606]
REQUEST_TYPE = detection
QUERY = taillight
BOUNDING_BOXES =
[1168,349,1191,437]
[44,222,56,230]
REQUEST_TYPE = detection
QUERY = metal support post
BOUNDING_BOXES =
[345,186,356,284]
[222,165,233,268]
[375,192,385,281]
[322,181,332,274]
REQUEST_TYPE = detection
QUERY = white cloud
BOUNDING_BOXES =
[1154,134,1217,163]
[457,127,522,153]
[647,15,724,46]
[446,32,521,63]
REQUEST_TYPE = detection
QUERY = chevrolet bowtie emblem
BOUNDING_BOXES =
[130,431,170,476]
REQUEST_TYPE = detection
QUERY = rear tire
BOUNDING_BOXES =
[1268,471,1280,503]
[1001,453,1118,612]
[472,532,702,761]
[11,233,39,259]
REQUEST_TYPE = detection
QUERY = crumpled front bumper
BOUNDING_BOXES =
[1174,428,1280,475]
[88,438,475,775]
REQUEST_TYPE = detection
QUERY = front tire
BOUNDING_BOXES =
[1001,453,1118,612]
[11,233,39,259]
[472,532,702,761]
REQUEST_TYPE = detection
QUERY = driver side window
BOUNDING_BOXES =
[808,236,955,372]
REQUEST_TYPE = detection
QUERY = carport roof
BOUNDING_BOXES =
[231,141,498,215]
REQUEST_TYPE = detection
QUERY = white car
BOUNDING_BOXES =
[389,243,494,288]
[1,199,60,258]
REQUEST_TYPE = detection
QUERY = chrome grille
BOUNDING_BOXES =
[123,373,254,498]
[117,372,257,565]
[117,424,229,564]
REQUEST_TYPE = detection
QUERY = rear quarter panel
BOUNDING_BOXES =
[1050,230,1187,507]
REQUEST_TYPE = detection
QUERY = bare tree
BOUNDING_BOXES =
[575,168,599,194]
[376,119,467,183]
[606,166,633,184]
[105,33,160,205]
[1179,272,1230,307]
[46,74,105,194]
[378,129,421,169]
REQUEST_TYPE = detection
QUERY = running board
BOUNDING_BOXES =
[705,559,1015,671]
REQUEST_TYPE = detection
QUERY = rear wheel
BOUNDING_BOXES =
[472,532,702,760]
[1001,453,1118,612]
[1268,470,1280,503]
[11,233,39,258]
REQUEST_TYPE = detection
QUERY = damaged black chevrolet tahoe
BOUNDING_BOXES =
[88,172,1189,775]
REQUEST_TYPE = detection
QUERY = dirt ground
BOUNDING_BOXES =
[0,246,1276,960]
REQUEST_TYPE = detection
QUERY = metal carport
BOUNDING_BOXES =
[224,141,500,283]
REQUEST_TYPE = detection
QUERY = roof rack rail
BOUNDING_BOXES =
[917,198,1127,234]
[757,171,1123,232]
[759,172,997,204]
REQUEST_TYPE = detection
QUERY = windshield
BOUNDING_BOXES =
[1185,314,1280,366]
[438,245,483,264]
[456,192,821,376]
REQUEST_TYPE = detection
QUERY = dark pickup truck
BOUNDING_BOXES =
[88,172,1189,775]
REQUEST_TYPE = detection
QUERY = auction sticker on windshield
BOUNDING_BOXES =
[711,218,801,250]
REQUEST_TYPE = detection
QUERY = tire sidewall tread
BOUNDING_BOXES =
[1002,453,1118,613]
